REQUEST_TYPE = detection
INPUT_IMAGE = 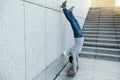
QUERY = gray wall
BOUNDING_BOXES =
[0,0,90,80]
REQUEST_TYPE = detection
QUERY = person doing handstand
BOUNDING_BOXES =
[61,0,84,76]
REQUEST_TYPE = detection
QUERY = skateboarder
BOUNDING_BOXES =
[61,0,84,76]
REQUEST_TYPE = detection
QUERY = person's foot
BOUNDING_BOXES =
[60,0,67,8]
[68,6,75,11]
[67,65,79,76]
[67,70,76,76]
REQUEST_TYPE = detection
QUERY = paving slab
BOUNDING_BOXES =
[55,57,120,80]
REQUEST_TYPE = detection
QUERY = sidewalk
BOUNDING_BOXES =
[55,57,120,80]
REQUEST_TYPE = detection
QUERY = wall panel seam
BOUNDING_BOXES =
[23,2,27,80]
[21,0,85,19]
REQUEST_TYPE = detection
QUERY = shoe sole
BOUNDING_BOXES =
[67,70,76,76]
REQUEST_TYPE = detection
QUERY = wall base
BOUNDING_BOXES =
[34,55,68,80]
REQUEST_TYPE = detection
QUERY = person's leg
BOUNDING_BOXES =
[68,11,77,22]
[63,8,74,23]
[64,9,83,37]
[61,0,74,22]
[61,1,83,37]
[69,11,82,32]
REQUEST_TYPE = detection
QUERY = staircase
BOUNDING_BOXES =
[80,7,120,61]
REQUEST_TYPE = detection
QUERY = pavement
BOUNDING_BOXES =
[55,57,120,80]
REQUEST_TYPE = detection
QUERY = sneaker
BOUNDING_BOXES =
[67,70,76,76]
[68,6,75,11]
[60,0,67,8]
[67,65,78,76]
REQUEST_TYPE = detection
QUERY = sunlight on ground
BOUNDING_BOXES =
[116,0,120,7]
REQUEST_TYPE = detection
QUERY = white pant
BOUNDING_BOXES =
[65,37,84,72]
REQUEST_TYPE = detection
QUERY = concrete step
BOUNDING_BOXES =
[87,13,99,15]
[113,19,120,21]
[86,21,114,23]
[84,33,119,36]
[89,10,100,12]
[83,25,115,28]
[88,10,100,13]
[84,22,120,25]
[85,21,120,24]
[79,51,120,61]
[87,14,99,16]
[83,31,120,35]
[87,15,113,18]
[113,16,120,18]
[84,34,120,39]
[86,16,99,19]
[100,13,113,15]
[114,21,120,23]
[82,8,120,61]
[85,20,98,22]
[82,46,120,55]
[85,23,114,25]
[84,38,120,44]
[86,14,112,20]
[83,28,117,31]
[85,16,119,22]
[83,25,99,28]
[83,26,120,29]
[85,22,114,23]
[99,17,113,19]
[83,42,120,49]
[114,22,120,24]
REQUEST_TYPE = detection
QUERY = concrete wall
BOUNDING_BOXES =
[0,0,90,80]
[0,0,25,80]
[91,0,115,7]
